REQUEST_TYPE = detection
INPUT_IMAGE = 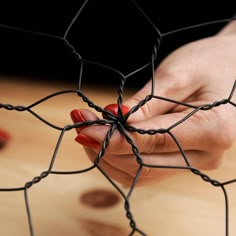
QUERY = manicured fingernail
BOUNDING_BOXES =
[75,133,100,148]
[70,109,86,133]
[70,109,86,123]
[0,129,10,150]
[102,104,129,119]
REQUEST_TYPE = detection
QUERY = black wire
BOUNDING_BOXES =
[0,1,236,236]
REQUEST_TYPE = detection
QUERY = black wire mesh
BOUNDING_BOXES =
[0,1,236,235]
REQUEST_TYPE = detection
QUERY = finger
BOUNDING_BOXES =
[70,108,100,133]
[125,109,230,154]
[124,64,202,123]
[78,108,232,155]
[71,109,129,151]
[103,151,222,174]
[84,147,159,187]
[85,147,136,187]
[85,147,222,186]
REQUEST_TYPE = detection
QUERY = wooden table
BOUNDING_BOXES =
[1,78,236,236]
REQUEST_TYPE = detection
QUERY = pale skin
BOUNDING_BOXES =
[71,20,236,186]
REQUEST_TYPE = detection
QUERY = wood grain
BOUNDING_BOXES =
[0,78,236,236]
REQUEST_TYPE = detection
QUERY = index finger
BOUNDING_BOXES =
[124,69,200,123]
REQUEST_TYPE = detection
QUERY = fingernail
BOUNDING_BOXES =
[0,129,10,150]
[75,133,100,149]
[70,109,86,123]
[70,109,86,133]
[102,104,129,119]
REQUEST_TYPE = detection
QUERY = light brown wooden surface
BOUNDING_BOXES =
[0,78,236,236]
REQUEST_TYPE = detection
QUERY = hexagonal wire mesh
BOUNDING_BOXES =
[0,1,236,235]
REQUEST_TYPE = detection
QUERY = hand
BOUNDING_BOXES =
[70,21,236,186]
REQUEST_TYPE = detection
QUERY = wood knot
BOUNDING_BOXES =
[80,189,120,208]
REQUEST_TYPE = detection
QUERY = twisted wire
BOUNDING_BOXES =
[0,1,236,236]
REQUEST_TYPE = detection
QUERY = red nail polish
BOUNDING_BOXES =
[102,104,129,119]
[0,129,10,150]
[75,133,100,148]
[70,109,86,133]
[70,109,86,123]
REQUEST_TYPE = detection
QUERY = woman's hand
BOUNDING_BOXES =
[70,21,236,186]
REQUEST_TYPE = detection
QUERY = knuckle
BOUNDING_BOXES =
[140,166,154,177]
[207,118,235,151]
[190,109,236,151]
[127,96,157,120]
[156,65,190,89]
[139,133,168,154]
[217,132,235,150]
[201,153,223,171]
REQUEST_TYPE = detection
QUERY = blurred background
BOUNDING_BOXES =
[0,1,234,88]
